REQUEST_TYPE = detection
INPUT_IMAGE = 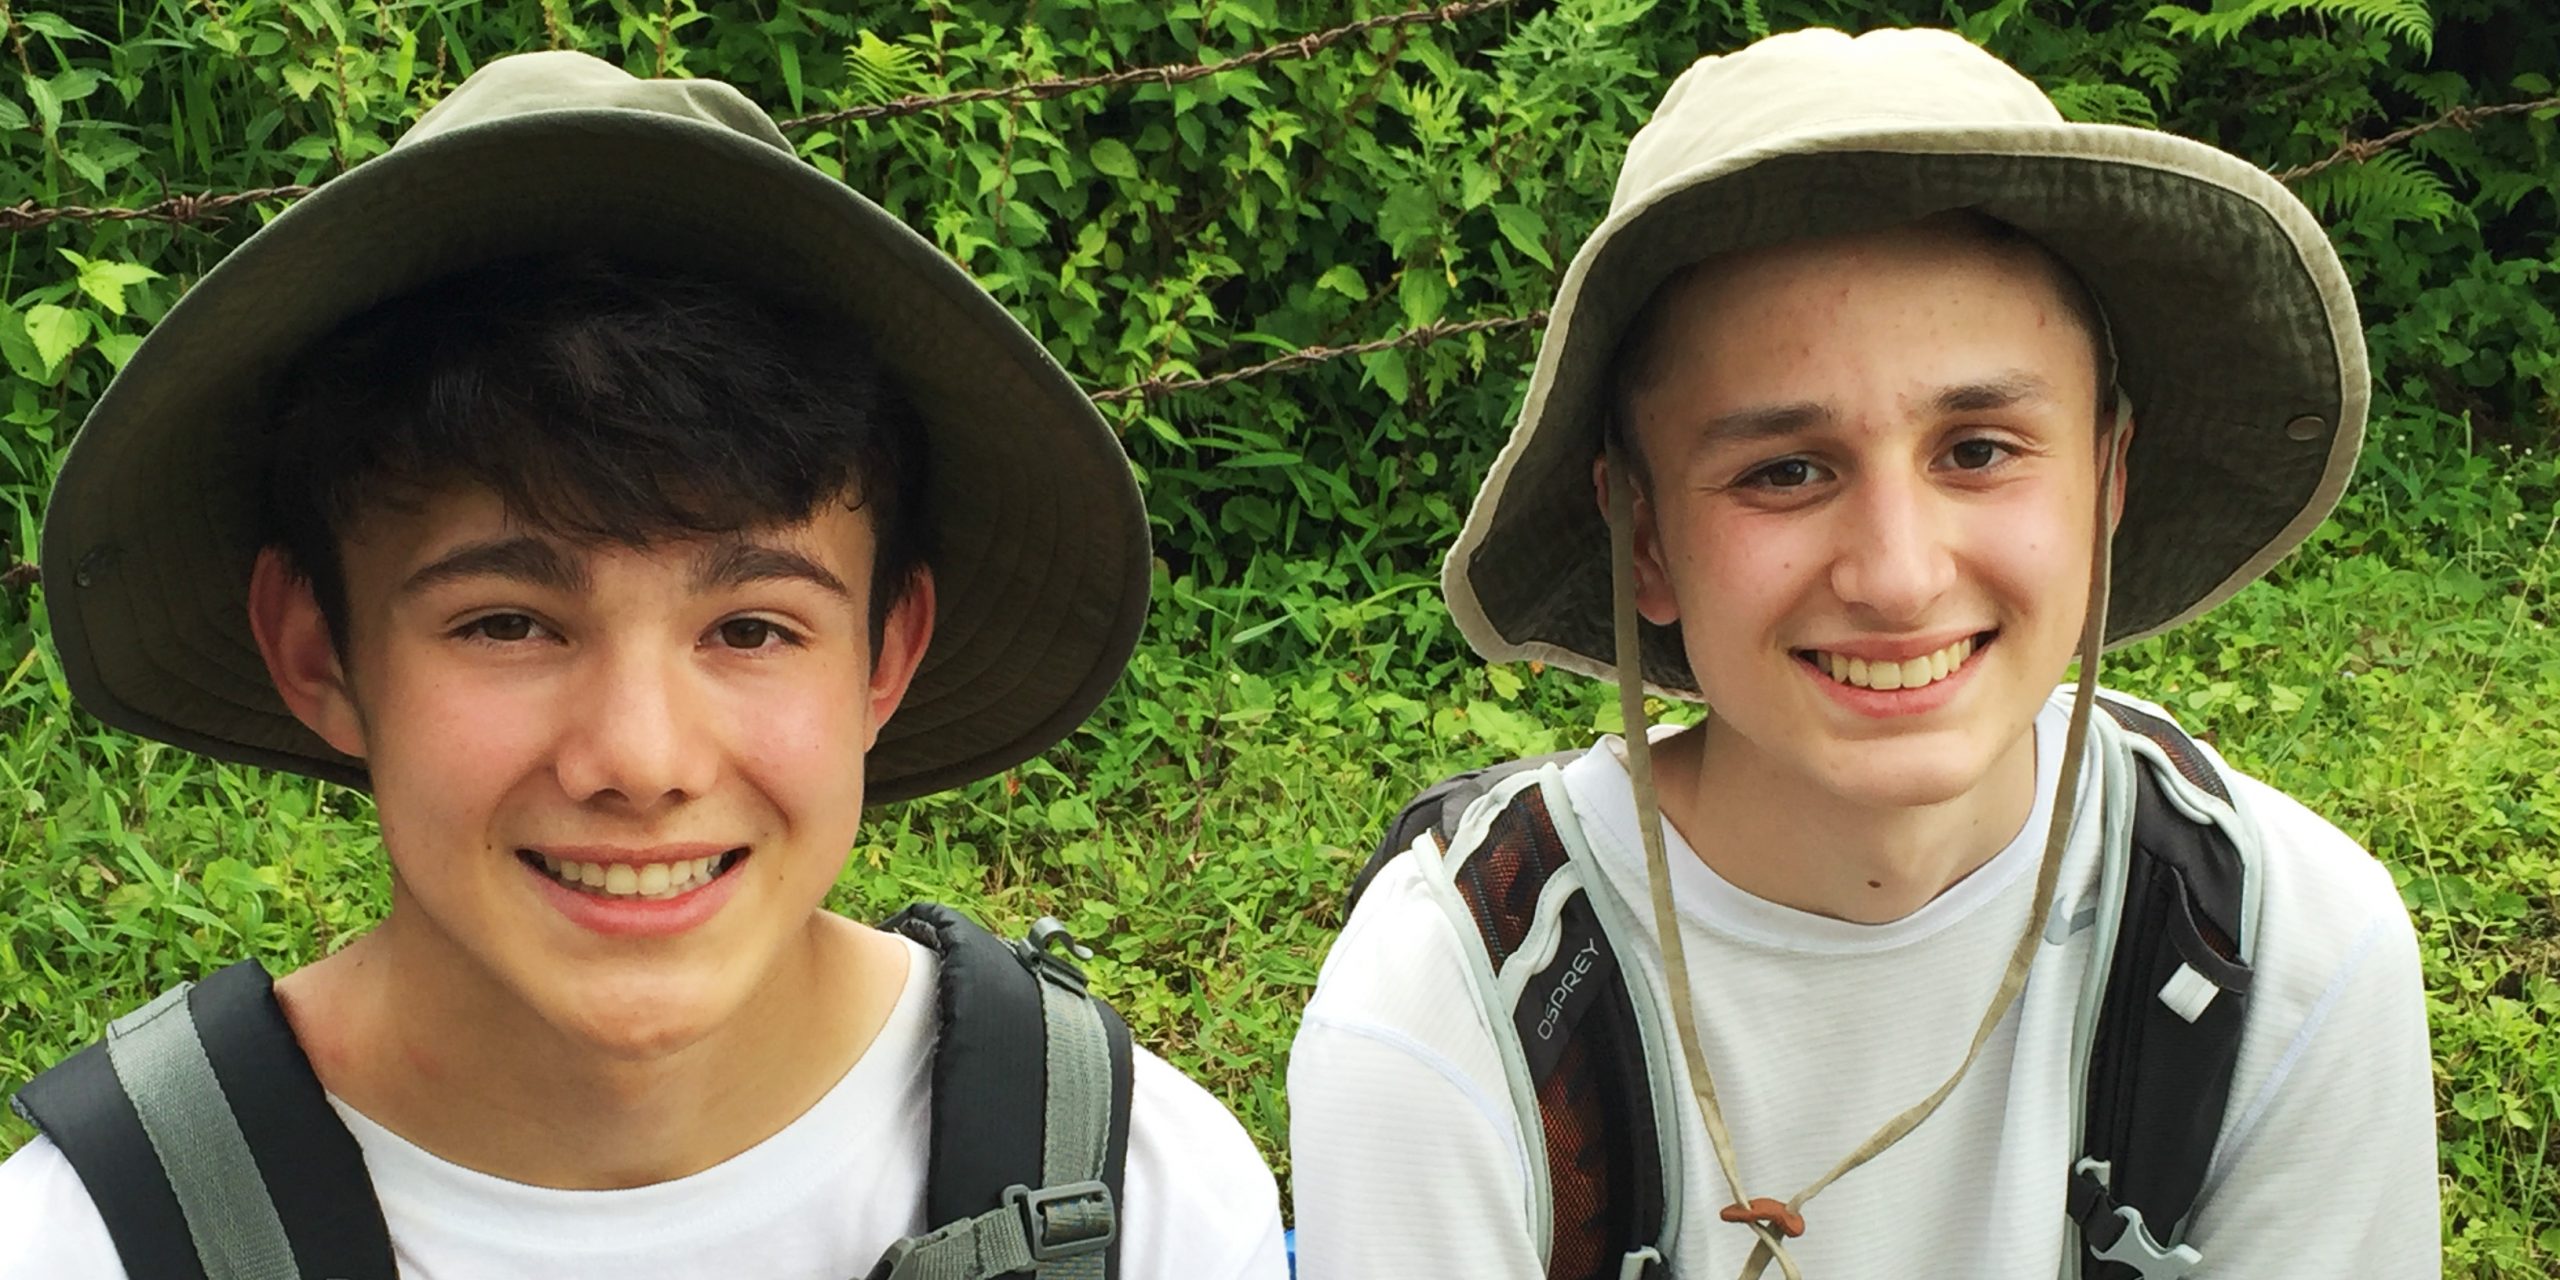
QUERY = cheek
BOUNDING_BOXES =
[714,662,876,795]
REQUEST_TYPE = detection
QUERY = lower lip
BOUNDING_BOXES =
[1801,641,1987,718]
[523,854,749,938]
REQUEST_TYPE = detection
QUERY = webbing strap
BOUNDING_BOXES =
[874,1200,1041,1280]
[102,984,300,1280]
[1034,969,1114,1280]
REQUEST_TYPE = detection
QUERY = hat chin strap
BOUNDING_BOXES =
[1603,409,2122,1279]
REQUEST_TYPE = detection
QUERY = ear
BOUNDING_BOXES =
[245,548,367,758]
[2105,414,2136,531]
[1591,454,1681,626]
[861,565,937,750]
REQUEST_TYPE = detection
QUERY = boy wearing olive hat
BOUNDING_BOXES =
[0,52,1284,1280]
[1290,28,2434,1280]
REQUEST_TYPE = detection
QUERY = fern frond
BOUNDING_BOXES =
[2047,81,2159,127]
[2148,0,2432,54]
[2118,42,2183,98]
[842,31,925,105]
[2295,148,2457,227]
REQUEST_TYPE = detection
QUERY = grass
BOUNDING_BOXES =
[1,441,2555,1275]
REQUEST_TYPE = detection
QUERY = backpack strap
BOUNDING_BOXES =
[2071,698,2255,1280]
[1387,764,1674,1280]
[8,959,395,1280]
[1348,749,1583,920]
[873,905,1133,1280]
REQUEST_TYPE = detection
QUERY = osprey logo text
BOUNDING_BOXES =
[1535,940,1604,1042]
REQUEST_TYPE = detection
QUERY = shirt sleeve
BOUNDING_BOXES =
[1286,859,1543,1280]
[1121,1047,1290,1280]
[0,1135,128,1279]
[2179,777,2441,1279]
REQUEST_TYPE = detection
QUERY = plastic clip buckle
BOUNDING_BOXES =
[1005,1181,1117,1261]
[1016,917,1096,992]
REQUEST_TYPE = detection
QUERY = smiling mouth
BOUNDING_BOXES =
[519,849,747,901]
[1799,631,1997,692]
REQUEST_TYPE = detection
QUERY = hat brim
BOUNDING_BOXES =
[41,109,1149,804]
[1447,123,2366,696]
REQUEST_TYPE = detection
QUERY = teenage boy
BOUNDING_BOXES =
[1290,28,2435,1280]
[0,52,1284,1279]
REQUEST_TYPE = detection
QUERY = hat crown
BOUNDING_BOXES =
[1615,28,2062,210]
[405,50,793,154]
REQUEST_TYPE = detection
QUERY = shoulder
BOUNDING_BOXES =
[2175,741,2429,1094]
[0,1136,126,1279]
[2219,759,2417,981]
[1119,1047,1286,1280]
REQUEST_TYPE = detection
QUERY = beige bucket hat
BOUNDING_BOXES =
[1446,26,2367,696]
[40,51,1149,804]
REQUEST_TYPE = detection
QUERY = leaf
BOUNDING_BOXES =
[1491,203,1553,270]
[1089,137,1139,180]
[1045,796,1097,832]
[1397,268,1448,331]
[23,305,90,372]
[73,258,158,317]
[1375,185,1440,257]
[1315,264,1367,301]
[1362,347,1410,402]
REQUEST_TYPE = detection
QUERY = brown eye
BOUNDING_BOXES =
[1949,439,2007,469]
[472,614,536,642]
[718,618,777,649]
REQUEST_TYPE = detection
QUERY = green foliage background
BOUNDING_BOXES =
[2,0,2556,1272]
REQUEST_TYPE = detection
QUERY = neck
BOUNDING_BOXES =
[1648,719,2041,924]
[274,908,906,1189]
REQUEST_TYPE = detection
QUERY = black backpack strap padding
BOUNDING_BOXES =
[9,960,395,1280]
[883,904,1130,1280]
[1444,786,1669,1280]
[2075,757,2252,1280]
[1347,750,1583,920]
[2095,698,2232,806]
[12,1032,204,1280]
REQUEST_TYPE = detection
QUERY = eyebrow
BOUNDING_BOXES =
[1928,371,2057,415]
[399,536,589,597]
[692,540,850,599]
[1692,370,2063,450]
[1697,401,1834,447]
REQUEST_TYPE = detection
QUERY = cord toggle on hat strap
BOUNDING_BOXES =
[1601,412,2124,1278]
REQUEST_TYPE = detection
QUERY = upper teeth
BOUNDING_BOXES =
[538,854,723,900]
[1814,636,1977,691]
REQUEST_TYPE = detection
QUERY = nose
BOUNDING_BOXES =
[1827,470,1957,626]
[551,644,719,813]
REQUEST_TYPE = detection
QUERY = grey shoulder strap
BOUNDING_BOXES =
[872,912,1123,1280]
[103,982,301,1280]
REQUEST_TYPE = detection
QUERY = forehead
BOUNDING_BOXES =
[1620,218,2102,411]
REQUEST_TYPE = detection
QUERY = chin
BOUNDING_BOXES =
[540,974,740,1063]
[1810,741,1998,812]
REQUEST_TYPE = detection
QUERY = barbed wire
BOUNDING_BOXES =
[0,184,314,235]
[778,0,1519,131]
[1094,311,1546,404]
[2271,92,2560,182]
[0,12,2549,445]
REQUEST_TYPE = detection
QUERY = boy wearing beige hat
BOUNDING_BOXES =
[0,52,1283,1280]
[1290,27,2434,1280]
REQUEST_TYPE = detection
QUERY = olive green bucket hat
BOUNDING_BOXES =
[39,50,1149,804]
[1446,26,2367,696]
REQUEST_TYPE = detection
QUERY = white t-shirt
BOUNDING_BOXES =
[1288,692,2438,1279]
[0,935,1286,1280]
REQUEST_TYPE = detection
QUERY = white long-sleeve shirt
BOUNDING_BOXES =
[1289,692,2438,1279]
